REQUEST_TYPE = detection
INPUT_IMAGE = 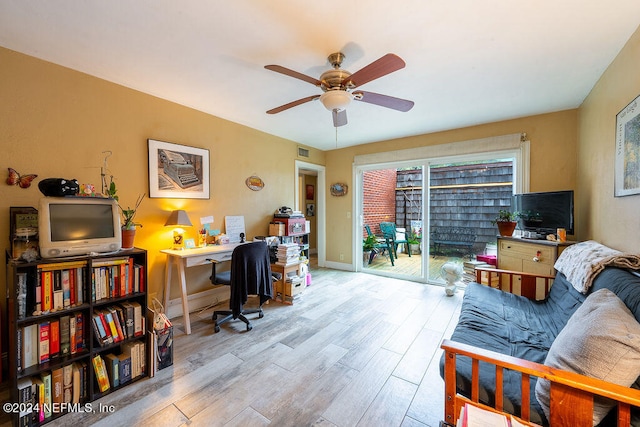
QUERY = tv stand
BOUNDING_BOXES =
[498,236,575,276]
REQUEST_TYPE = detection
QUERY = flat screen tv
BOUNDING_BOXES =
[38,197,121,258]
[512,190,574,236]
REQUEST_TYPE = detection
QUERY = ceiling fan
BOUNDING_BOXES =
[265,52,414,127]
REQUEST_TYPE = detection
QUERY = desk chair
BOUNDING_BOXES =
[209,242,275,333]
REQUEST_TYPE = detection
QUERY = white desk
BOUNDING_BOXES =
[162,244,240,334]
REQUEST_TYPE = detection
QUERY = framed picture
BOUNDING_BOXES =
[306,203,315,217]
[148,139,210,199]
[306,184,314,200]
[615,94,640,197]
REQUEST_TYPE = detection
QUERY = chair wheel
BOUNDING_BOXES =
[258,311,264,319]
[246,323,252,331]
[214,325,220,333]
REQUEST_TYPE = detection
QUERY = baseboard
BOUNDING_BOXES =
[324,260,354,271]
[166,286,229,319]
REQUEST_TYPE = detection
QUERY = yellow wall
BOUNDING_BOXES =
[578,24,640,252]
[0,46,325,309]
[325,110,579,264]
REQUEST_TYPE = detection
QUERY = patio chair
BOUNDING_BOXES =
[380,222,412,258]
[365,225,395,266]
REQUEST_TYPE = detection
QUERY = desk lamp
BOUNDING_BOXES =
[165,209,193,250]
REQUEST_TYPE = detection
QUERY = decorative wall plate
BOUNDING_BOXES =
[245,175,265,191]
[330,183,348,196]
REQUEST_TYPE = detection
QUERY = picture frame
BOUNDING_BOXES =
[148,139,210,199]
[615,94,640,197]
[306,184,314,200]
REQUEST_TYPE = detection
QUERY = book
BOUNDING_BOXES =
[38,321,50,364]
[69,315,77,354]
[41,271,53,312]
[122,342,140,379]
[104,353,120,388]
[60,315,71,356]
[63,363,73,403]
[118,353,132,384]
[16,272,27,319]
[75,266,84,305]
[40,371,52,419]
[75,312,84,353]
[131,302,144,337]
[92,313,110,346]
[108,306,125,341]
[22,323,38,370]
[61,269,71,307]
[71,363,81,404]
[102,309,121,342]
[49,319,60,359]
[17,377,33,427]
[53,270,63,310]
[92,355,110,393]
[51,366,63,405]
[120,302,135,337]
[32,376,45,422]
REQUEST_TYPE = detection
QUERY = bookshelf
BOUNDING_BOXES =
[6,248,148,426]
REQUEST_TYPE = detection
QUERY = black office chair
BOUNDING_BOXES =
[209,241,276,333]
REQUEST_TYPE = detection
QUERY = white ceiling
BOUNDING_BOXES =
[1,1,639,151]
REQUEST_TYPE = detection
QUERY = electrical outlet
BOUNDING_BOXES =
[339,253,344,261]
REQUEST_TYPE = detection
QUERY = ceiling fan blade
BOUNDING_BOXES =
[264,64,322,86]
[353,91,414,112]
[332,109,348,127]
[266,95,319,114]
[343,53,406,88]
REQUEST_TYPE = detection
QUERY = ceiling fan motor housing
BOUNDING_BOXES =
[320,68,352,91]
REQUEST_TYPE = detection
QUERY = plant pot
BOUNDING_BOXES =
[363,250,372,266]
[496,221,517,237]
[121,228,136,249]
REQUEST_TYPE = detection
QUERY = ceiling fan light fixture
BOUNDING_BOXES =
[320,90,353,112]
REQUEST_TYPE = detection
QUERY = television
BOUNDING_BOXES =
[512,190,574,237]
[38,197,122,258]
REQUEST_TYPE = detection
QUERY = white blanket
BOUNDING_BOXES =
[554,240,640,293]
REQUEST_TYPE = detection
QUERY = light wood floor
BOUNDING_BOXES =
[36,265,464,427]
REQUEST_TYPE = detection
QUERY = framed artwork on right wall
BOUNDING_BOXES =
[615,94,640,197]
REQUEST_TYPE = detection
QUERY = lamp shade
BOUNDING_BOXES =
[164,209,193,227]
[320,90,353,111]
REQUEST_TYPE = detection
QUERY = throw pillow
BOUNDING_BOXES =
[535,288,640,425]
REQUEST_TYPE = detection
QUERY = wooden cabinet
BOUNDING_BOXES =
[6,248,148,426]
[498,237,574,276]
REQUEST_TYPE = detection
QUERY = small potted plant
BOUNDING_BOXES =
[407,230,421,255]
[363,234,378,266]
[106,179,145,249]
[492,209,520,236]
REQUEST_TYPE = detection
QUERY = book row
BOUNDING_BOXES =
[16,343,145,427]
[92,302,145,347]
[17,361,88,426]
[91,257,145,302]
[18,313,86,372]
[93,342,146,393]
[15,257,145,320]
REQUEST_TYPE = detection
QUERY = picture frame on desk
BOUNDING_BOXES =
[148,139,210,199]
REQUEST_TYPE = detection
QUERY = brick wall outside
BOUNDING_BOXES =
[363,169,396,235]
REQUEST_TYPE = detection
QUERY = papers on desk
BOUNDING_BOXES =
[224,216,245,243]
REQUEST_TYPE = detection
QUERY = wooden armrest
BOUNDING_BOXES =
[441,339,640,426]
[474,267,555,300]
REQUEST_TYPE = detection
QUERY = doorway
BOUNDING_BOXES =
[295,160,326,268]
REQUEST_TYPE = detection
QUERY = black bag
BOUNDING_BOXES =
[38,178,79,197]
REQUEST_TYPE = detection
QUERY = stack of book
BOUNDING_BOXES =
[463,259,498,286]
[276,243,300,266]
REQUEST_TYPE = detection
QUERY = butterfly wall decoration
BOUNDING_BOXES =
[6,167,38,189]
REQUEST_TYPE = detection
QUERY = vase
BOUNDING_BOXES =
[497,221,517,237]
[121,228,136,249]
